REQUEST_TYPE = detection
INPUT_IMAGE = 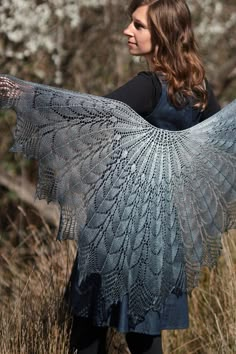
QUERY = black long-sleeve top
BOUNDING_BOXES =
[106,72,220,125]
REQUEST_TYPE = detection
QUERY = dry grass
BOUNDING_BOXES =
[163,231,236,354]
[0,209,235,353]
[0,207,76,354]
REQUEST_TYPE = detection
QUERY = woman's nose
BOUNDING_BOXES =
[123,23,133,37]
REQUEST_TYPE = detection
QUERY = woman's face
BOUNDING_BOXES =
[123,5,153,60]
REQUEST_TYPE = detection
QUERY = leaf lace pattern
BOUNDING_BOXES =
[1,75,236,324]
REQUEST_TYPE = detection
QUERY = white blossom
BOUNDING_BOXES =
[0,0,81,57]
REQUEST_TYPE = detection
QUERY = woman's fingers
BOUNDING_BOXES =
[0,76,19,98]
[0,75,21,109]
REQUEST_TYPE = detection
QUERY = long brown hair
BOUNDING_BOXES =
[129,0,208,109]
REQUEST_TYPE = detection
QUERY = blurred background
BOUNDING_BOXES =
[0,1,236,353]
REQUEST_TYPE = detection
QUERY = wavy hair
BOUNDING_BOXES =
[128,0,208,109]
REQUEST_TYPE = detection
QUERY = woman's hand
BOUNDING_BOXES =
[0,75,20,108]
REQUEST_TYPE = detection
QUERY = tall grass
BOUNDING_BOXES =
[0,210,76,354]
[163,231,236,354]
[0,209,235,353]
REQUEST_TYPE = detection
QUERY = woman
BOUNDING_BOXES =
[67,0,220,353]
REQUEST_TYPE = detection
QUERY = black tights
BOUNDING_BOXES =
[126,333,163,354]
[69,317,163,354]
